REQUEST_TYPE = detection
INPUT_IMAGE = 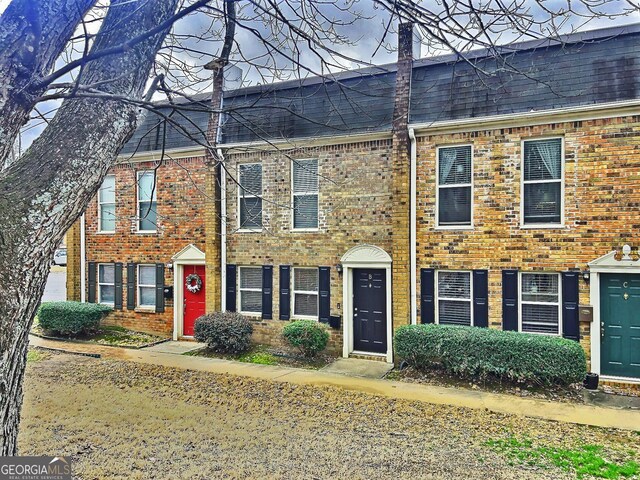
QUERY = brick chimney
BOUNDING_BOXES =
[391,22,416,330]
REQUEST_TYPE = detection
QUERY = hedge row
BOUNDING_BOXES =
[394,324,587,386]
[37,301,112,335]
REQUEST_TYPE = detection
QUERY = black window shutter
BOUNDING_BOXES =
[88,262,96,303]
[155,263,165,313]
[318,266,330,323]
[502,269,519,331]
[473,269,488,327]
[562,271,580,341]
[420,268,435,324]
[126,263,136,310]
[114,262,123,310]
[262,265,273,320]
[279,266,291,320]
[226,264,237,312]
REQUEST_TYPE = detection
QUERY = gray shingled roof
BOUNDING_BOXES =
[120,23,640,154]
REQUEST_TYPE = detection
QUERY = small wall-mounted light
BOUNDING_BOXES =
[167,263,173,270]
[335,263,343,274]
[582,270,590,284]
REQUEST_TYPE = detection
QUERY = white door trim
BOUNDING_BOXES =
[340,245,393,363]
[588,250,640,382]
[171,244,206,340]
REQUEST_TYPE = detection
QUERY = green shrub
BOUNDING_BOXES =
[37,301,112,335]
[394,324,587,386]
[283,320,329,357]
[194,312,253,354]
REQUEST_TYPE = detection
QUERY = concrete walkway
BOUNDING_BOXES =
[321,358,394,379]
[28,335,640,431]
[143,340,206,354]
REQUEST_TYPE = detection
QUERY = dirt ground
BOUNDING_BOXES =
[19,352,639,480]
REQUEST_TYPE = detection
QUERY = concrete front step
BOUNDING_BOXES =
[349,352,388,363]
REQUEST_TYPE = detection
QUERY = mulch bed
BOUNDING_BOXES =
[188,344,334,369]
[31,323,167,349]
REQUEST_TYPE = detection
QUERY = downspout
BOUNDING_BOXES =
[80,213,86,302]
[218,147,227,311]
[409,128,417,324]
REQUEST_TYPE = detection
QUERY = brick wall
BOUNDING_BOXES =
[66,221,82,302]
[222,140,394,351]
[415,115,640,362]
[82,156,208,335]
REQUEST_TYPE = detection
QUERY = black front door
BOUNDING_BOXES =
[353,268,387,353]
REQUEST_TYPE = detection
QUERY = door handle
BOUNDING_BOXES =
[601,322,605,341]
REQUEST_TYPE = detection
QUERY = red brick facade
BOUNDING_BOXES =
[71,156,208,335]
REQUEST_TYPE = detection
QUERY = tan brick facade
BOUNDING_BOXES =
[223,140,395,352]
[414,116,640,357]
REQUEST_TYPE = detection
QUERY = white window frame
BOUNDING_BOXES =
[98,263,115,306]
[518,272,562,336]
[237,163,263,232]
[137,170,157,233]
[137,264,156,309]
[435,270,474,326]
[291,158,319,232]
[292,267,319,320]
[520,136,565,229]
[435,145,474,230]
[97,174,116,233]
[238,266,262,315]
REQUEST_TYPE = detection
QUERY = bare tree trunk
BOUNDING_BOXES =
[0,0,96,163]
[0,0,179,455]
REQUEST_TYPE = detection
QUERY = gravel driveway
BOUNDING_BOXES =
[19,352,638,480]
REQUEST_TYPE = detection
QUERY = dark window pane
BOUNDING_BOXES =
[293,194,318,229]
[439,186,471,225]
[240,197,262,229]
[240,291,262,312]
[294,293,318,317]
[139,201,157,230]
[522,304,559,334]
[524,182,561,224]
[438,300,471,326]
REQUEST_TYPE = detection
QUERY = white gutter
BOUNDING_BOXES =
[80,213,86,302]
[218,147,227,311]
[409,128,417,325]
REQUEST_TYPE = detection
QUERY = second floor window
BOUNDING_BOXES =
[238,163,262,230]
[437,146,472,227]
[98,175,116,232]
[523,138,563,225]
[137,171,157,232]
[292,159,319,229]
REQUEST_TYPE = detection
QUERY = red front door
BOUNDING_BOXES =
[183,265,206,336]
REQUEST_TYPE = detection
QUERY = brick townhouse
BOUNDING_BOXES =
[68,23,640,382]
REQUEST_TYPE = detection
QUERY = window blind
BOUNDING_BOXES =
[438,146,472,226]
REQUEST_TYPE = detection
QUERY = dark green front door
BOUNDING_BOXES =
[600,274,640,379]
